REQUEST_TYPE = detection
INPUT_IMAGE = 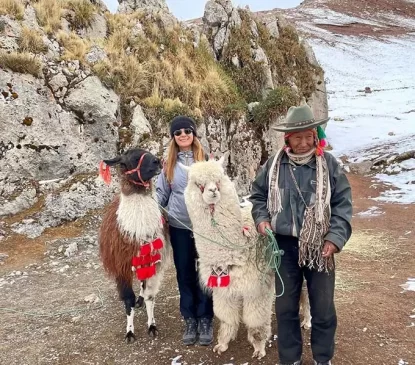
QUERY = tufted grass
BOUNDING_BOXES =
[0,51,43,77]
[0,0,24,20]
[34,0,63,34]
[18,27,48,54]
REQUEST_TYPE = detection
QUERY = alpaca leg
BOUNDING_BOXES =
[213,295,241,355]
[116,278,136,343]
[143,274,162,337]
[300,281,312,330]
[243,294,273,359]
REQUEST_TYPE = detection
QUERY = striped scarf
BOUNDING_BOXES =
[267,148,333,272]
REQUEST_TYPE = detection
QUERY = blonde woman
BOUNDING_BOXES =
[156,116,213,346]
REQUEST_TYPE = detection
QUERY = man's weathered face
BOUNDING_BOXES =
[287,130,315,154]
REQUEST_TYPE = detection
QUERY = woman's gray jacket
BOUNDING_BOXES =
[156,151,194,229]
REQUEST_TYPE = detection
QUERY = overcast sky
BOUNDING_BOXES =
[103,0,303,20]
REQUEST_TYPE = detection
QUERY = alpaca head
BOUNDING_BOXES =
[101,148,161,187]
[184,156,226,206]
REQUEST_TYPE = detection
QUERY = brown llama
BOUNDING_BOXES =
[98,148,171,343]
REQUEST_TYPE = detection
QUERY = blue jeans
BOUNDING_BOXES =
[275,235,337,363]
[169,226,213,320]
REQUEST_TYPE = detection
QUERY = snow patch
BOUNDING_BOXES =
[400,278,415,292]
[356,206,385,217]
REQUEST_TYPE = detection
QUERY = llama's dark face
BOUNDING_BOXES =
[104,148,161,185]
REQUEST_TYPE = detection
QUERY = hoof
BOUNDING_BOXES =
[136,296,145,308]
[213,343,228,355]
[252,349,266,359]
[148,324,158,338]
[125,331,136,344]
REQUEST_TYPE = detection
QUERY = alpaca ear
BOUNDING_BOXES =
[217,152,228,166]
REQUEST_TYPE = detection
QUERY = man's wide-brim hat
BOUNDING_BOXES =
[272,105,330,132]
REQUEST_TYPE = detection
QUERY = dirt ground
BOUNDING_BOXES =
[0,173,414,365]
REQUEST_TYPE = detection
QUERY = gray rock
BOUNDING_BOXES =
[48,73,69,94]
[78,14,107,40]
[11,221,45,239]
[349,161,373,175]
[118,0,169,13]
[65,242,78,257]
[0,188,38,217]
[203,0,229,26]
[131,105,152,145]
[85,45,107,64]
[22,6,41,30]
[0,253,8,262]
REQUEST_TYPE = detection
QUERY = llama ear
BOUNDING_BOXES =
[103,156,122,166]
[178,162,190,172]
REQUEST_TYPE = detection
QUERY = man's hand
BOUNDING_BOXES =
[322,240,339,257]
[257,221,272,236]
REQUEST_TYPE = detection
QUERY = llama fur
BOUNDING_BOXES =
[183,157,311,359]
[99,149,171,343]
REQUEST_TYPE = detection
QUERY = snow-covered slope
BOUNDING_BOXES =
[259,0,415,203]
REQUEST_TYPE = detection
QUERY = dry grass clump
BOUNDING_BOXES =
[18,27,48,54]
[0,0,24,20]
[57,31,89,61]
[0,51,43,77]
[65,0,96,29]
[34,0,63,34]
[96,12,243,122]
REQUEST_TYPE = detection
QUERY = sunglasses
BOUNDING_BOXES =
[173,128,193,137]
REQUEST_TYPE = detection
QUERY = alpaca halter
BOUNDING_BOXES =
[124,153,151,188]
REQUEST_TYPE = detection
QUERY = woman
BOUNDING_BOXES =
[249,105,352,365]
[156,116,214,346]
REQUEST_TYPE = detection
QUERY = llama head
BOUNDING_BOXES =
[101,148,161,187]
[184,155,226,206]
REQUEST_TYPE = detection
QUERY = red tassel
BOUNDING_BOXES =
[136,265,157,280]
[140,243,151,256]
[219,275,230,287]
[99,161,111,185]
[131,256,141,267]
[160,216,166,225]
[207,275,218,287]
[150,252,161,263]
[152,238,163,250]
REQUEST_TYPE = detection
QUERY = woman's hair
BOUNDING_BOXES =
[165,137,205,183]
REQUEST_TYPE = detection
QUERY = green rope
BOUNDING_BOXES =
[264,228,285,297]
[155,198,285,296]
[154,198,256,251]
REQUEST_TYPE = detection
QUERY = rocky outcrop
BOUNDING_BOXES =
[0,0,328,239]
[117,0,169,14]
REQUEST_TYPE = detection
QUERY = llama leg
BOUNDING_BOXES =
[213,294,241,355]
[136,281,145,308]
[300,281,312,330]
[243,293,273,359]
[117,278,136,343]
[143,274,162,337]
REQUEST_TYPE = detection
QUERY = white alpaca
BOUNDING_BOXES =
[183,157,311,359]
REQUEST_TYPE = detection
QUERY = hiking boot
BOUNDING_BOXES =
[279,361,302,365]
[198,317,213,346]
[183,318,197,345]
[313,361,332,365]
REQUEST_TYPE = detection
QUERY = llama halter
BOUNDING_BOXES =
[124,153,151,188]
[99,153,151,188]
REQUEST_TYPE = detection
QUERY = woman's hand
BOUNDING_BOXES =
[322,240,339,257]
[257,221,272,236]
